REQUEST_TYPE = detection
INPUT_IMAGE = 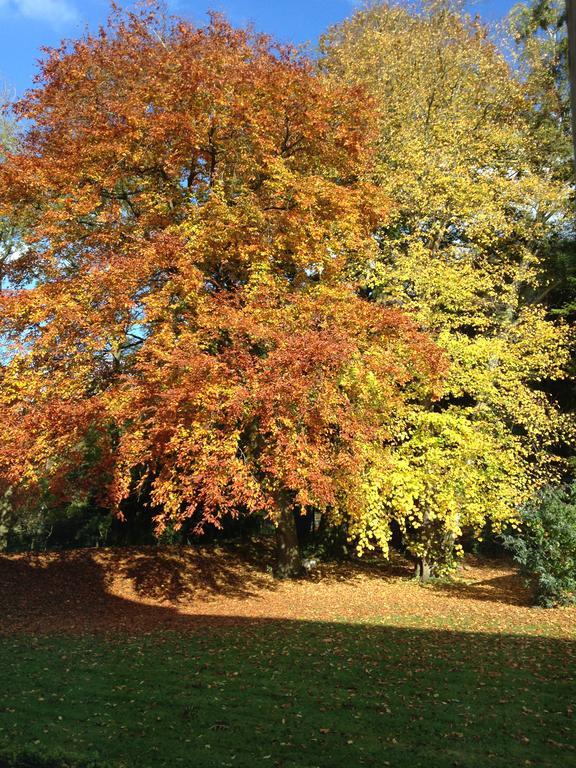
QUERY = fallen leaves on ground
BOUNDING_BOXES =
[0,543,574,638]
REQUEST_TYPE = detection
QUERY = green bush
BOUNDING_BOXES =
[0,488,113,554]
[502,483,576,607]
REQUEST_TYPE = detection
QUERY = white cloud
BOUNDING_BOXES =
[0,0,79,26]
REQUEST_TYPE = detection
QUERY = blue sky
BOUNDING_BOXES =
[0,0,521,98]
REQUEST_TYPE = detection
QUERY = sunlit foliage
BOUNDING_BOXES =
[321,0,574,574]
[0,6,444,572]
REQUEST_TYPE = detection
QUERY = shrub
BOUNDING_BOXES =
[502,483,576,607]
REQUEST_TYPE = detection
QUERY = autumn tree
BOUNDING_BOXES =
[0,84,19,294]
[509,0,576,322]
[569,0,576,166]
[0,6,444,574]
[510,0,572,180]
[321,0,574,578]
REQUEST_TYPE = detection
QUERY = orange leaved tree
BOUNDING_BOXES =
[0,6,444,574]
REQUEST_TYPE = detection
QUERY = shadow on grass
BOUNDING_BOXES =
[0,544,418,633]
[0,544,282,633]
[107,541,278,603]
[310,551,414,584]
[430,572,533,607]
[420,555,534,607]
[0,553,574,768]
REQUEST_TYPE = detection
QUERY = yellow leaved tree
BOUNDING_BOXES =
[321,0,574,578]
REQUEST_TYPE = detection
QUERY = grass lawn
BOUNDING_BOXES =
[0,547,575,767]
[0,620,574,768]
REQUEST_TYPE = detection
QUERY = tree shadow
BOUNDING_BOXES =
[430,558,533,607]
[431,574,533,606]
[104,541,278,604]
[310,551,413,583]
[0,549,278,635]
[0,540,420,622]
[0,546,540,638]
[0,548,574,767]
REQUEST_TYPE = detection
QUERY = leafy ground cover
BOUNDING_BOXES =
[0,546,574,767]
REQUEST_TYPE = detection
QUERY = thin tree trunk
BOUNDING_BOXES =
[566,0,576,170]
[274,495,302,579]
[414,507,434,582]
[414,556,432,582]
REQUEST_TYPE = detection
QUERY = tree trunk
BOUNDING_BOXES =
[275,497,302,579]
[566,0,576,171]
[414,506,433,582]
[414,556,432,582]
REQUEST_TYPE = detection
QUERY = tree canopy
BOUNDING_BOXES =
[320,0,574,574]
[0,1,573,579]
[0,6,444,574]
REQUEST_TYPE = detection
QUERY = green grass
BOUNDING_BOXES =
[0,621,574,768]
